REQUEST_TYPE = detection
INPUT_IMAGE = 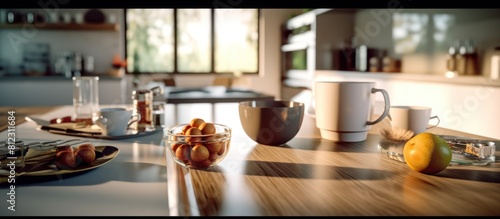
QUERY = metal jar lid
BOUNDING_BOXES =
[132,89,153,100]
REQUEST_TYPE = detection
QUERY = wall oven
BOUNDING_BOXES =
[280,10,330,87]
[281,41,315,81]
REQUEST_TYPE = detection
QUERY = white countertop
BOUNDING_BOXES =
[0,105,170,216]
[284,70,500,90]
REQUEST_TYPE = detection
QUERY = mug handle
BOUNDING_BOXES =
[426,115,440,130]
[95,116,108,136]
[366,88,390,125]
[127,113,142,129]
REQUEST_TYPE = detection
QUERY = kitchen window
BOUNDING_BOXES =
[125,9,259,75]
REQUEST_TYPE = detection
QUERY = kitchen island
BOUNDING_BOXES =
[166,103,500,216]
[0,104,498,216]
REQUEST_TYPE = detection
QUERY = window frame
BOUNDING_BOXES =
[123,8,260,76]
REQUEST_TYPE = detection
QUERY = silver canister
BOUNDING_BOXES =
[151,86,165,128]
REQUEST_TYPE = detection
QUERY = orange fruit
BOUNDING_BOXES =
[190,144,209,162]
[189,118,205,128]
[403,132,452,174]
[199,122,216,135]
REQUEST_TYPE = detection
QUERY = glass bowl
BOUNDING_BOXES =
[163,123,231,169]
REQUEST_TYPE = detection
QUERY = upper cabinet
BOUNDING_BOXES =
[283,8,500,79]
[0,9,120,31]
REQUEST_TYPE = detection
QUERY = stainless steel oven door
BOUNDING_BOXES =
[281,42,315,81]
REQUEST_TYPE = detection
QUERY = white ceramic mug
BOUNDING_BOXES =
[95,108,141,136]
[389,106,440,135]
[314,81,390,142]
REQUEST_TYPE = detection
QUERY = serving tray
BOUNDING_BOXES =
[44,127,163,140]
[37,122,163,140]
[377,134,497,166]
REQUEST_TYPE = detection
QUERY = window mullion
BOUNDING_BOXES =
[174,9,178,73]
[211,9,215,73]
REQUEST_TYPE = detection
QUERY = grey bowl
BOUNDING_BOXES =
[238,100,305,146]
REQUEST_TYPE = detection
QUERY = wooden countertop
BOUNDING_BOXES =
[166,109,500,216]
[2,105,498,216]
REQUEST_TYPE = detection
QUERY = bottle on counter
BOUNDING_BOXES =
[464,40,479,76]
[72,52,83,77]
[84,56,95,75]
[491,47,500,80]
[63,52,75,78]
[369,56,380,72]
[369,49,386,73]
[446,41,458,74]
[456,40,467,75]
[355,45,368,72]
[382,55,401,73]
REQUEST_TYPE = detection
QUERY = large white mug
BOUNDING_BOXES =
[314,81,390,142]
[389,106,440,135]
[95,108,141,136]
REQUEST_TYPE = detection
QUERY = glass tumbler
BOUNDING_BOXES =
[72,76,99,126]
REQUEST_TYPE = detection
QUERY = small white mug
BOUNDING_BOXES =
[95,108,141,136]
[389,106,440,135]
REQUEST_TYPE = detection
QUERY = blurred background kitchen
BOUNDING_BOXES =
[0,8,499,139]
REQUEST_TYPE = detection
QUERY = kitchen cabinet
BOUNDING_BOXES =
[280,9,357,94]
[280,8,500,92]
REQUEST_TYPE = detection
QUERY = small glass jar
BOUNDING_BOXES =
[151,86,165,128]
[153,102,166,128]
[131,89,155,132]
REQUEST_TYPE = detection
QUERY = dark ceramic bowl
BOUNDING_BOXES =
[238,100,304,146]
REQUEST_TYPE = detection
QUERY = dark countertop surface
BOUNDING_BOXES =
[164,86,275,104]
[0,74,124,81]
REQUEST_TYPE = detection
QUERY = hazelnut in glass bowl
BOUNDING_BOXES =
[163,118,231,169]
